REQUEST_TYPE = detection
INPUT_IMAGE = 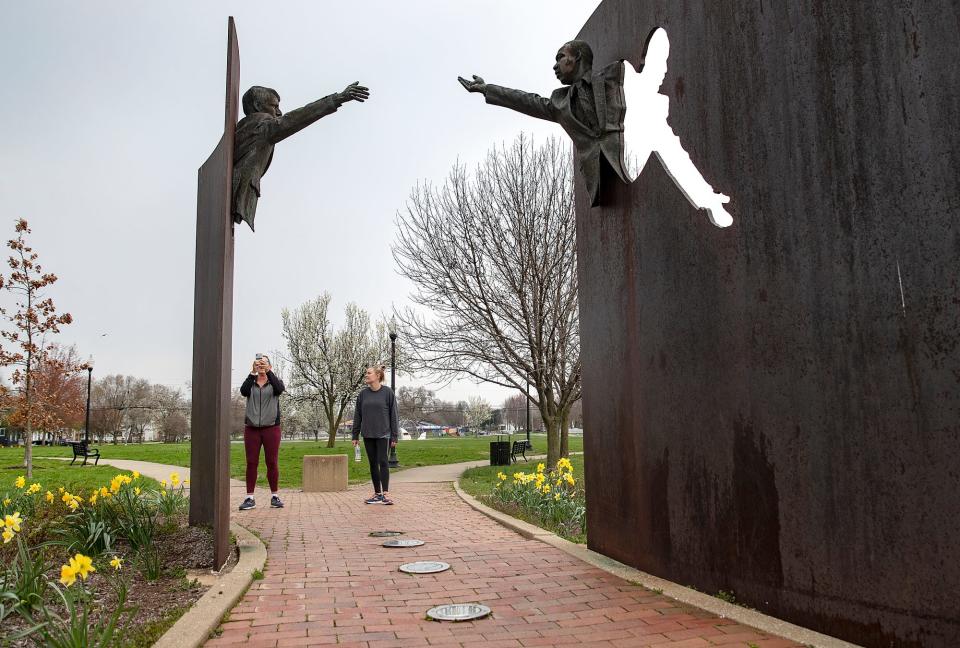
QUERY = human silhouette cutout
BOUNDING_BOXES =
[623,28,732,227]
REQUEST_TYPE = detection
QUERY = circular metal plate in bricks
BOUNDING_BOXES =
[369,531,404,537]
[382,538,425,548]
[426,603,491,622]
[399,561,450,574]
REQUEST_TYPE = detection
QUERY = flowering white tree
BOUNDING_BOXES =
[281,293,390,447]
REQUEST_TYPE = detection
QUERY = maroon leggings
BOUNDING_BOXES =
[243,425,281,493]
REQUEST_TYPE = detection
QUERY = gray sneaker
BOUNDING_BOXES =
[270,495,284,508]
[239,497,255,511]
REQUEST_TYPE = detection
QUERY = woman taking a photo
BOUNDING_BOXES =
[238,353,285,511]
[352,365,399,505]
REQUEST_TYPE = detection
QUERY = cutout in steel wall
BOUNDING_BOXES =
[622,28,733,227]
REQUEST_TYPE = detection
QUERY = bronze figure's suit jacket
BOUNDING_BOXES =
[483,62,630,205]
[231,94,343,231]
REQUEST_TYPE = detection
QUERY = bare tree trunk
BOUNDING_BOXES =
[560,406,570,459]
[24,323,33,478]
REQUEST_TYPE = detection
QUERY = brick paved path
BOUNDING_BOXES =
[207,482,800,648]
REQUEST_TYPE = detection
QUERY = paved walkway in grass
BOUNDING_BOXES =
[91,457,801,647]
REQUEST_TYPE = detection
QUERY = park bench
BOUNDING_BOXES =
[69,441,100,466]
[511,440,532,463]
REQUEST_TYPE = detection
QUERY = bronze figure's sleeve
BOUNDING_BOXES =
[483,85,560,123]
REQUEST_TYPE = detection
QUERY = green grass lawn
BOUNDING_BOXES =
[0,457,159,495]
[460,454,587,542]
[0,434,583,490]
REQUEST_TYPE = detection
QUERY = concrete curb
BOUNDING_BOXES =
[153,522,267,648]
[453,480,861,648]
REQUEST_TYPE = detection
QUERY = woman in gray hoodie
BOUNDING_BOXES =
[238,354,285,511]
[352,365,399,505]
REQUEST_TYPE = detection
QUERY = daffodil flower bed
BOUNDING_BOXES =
[0,464,210,647]
[462,456,587,543]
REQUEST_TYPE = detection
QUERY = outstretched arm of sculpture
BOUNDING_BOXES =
[265,82,370,144]
[653,128,733,228]
[458,74,558,123]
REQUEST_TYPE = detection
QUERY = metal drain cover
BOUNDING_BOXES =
[369,531,404,537]
[426,603,491,622]
[382,538,425,548]
[399,561,450,574]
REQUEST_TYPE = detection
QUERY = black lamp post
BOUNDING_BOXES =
[83,358,94,444]
[388,332,399,468]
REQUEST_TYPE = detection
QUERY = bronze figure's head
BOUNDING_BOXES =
[241,85,281,117]
[554,40,593,85]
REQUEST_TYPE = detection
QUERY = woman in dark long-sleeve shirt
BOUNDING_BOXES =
[238,354,285,511]
[352,365,399,505]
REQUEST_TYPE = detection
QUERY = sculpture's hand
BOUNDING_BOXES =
[705,193,733,228]
[339,81,370,103]
[458,75,487,94]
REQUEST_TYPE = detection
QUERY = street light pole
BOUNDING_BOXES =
[84,359,94,445]
[388,332,399,468]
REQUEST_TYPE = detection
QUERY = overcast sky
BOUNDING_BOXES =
[0,0,600,408]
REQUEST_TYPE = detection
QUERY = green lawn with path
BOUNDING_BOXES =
[0,434,582,489]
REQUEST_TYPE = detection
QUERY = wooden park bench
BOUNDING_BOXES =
[511,440,532,463]
[69,441,100,466]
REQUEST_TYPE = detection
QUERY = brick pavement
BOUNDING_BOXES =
[206,482,801,648]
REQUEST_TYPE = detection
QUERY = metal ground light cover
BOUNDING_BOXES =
[426,603,492,622]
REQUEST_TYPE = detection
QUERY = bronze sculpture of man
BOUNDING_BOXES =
[232,81,370,231]
[459,41,629,206]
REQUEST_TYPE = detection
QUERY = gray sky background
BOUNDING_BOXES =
[0,0,600,409]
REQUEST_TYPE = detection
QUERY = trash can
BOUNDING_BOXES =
[489,441,511,466]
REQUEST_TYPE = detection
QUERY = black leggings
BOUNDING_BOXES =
[363,437,390,493]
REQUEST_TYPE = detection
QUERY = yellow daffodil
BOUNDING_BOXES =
[497,472,507,481]
[14,476,25,489]
[554,493,562,501]
[109,556,123,571]
[160,490,167,498]
[69,553,95,580]
[132,471,141,480]
[99,487,109,498]
[536,463,545,474]
[134,486,141,496]
[61,492,73,504]
[59,564,77,587]
[27,483,41,494]
[4,512,22,532]
[2,498,10,507]
[2,529,14,544]
[159,479,167,489]
[67,499,80,511]
[170,472,181,486]
[542,484,551,494]
[57,487,65,494]
[45,491,54,503]
[565,474,575,486]
[89,493,98,505]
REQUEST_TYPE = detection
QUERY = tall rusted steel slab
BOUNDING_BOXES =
[190,17,239,571]
[575,2,960,646]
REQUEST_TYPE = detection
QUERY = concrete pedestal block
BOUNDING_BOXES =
[302,455,347,492]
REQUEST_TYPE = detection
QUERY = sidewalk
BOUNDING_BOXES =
[93,457,803,647]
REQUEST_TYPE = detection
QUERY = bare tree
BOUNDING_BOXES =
[393,135,581,465]
[396,386,439,424]
[281,293,390,448]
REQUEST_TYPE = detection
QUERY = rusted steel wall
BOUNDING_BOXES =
[190,17,239,571]
[575,2,960,646]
